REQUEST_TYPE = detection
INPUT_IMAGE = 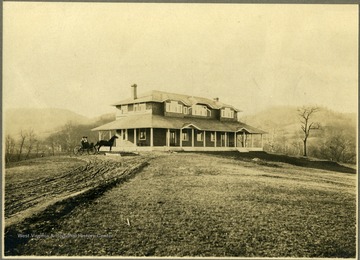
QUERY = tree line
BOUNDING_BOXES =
[264,106,356,164]
[5,107,356,164]
[5,117,113,164]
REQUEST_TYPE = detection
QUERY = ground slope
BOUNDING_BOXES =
[14,153,356,257]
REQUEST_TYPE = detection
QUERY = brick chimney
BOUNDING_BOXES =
[213,97,219,102]
[131,84,137,99]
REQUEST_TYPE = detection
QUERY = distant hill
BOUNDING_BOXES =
[4,108,93,137]
[91,113,116,125]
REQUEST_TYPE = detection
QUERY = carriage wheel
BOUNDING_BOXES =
[88,147,97,155]
[73,145,82,156]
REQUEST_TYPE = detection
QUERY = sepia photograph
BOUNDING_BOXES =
[2,2,358,258]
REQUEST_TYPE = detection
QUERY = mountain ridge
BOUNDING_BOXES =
[4,106,356,139]
[5,108,95,137]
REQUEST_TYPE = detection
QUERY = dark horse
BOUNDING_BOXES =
[95,135,118,152]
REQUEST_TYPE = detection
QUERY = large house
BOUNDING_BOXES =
[92,85,266,152]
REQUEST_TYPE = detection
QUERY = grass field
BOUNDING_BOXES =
[8,152,356,257]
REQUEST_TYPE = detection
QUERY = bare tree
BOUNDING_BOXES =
[63,122,76,152]
[5,134,16,163]
[326,134,356,163]
[25,130,37,159]
[48,135,57,156]
[17,130,27,161]
[298,106,320,157]
[35,141,41,157]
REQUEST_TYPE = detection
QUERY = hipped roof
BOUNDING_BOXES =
[112,90,242,112]
[92,114,266,134]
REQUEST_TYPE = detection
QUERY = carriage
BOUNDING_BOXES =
[73,143,97,155]
[73,135,118,155]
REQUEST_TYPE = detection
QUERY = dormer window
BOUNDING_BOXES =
[134,103,146,112]
[221,107,234,118]
[139,103,146,111]
[121,105,128,114]
[134,104,139,112]
[192,105,211,116]
[166,101,183,113]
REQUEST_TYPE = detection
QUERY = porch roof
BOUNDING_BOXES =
[91,114,266,134]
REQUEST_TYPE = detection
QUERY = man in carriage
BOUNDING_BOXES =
[81,136,90,149]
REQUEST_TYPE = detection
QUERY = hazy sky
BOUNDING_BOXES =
[3,3,358,118]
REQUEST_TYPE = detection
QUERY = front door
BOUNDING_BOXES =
[237,134,243,147]
[220,133,225,147]
[170,130,177,146]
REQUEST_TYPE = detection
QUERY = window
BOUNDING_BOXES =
[197,132,203,142]
[192,105,209,116]
[133,103,146,112]
[221,107,234,118]
[139,103,146,111]
[121,105,128,114]
[139,129,146,140]
[183,107,188,114]
[166,101,183,113]
[211,133,215,142]
[182,131,189,141]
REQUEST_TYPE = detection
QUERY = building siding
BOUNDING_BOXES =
[150,102,164,115]
[94,90,265,151]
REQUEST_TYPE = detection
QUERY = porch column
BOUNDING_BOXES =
[251,134,254,148]
[134,129,137,146]
[98,131,101,141]
[109,130,112,139]
[234,132,237,147]
[214,132,217,147]
[225,132,227,147]
[261,134,263,148]
[203,131,206,147]
[192,128,195,147]
[242,132,246,147]
[180,129,183,148]
[167,128,170,147]
[150,128,154,147]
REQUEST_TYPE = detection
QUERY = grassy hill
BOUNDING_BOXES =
[5,152,356,257]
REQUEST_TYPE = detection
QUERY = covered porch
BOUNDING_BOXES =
[95,127,264,152]
[91,114,265,152]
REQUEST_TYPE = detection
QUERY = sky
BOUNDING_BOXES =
[3,3,358,118]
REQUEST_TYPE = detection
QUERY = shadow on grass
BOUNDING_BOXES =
[197,151,356,174]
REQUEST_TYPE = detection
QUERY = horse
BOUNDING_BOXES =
[95,135,118,152]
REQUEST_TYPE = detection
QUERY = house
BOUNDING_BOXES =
[92,84,266,152]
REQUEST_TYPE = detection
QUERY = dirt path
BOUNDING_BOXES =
[5,154,152,227]
[4,153,156,255]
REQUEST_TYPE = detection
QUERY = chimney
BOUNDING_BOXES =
[131,84,137,99]
[213,97,219,102]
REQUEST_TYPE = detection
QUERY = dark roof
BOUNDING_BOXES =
[112,90,242,112]
[92,114,266,134]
